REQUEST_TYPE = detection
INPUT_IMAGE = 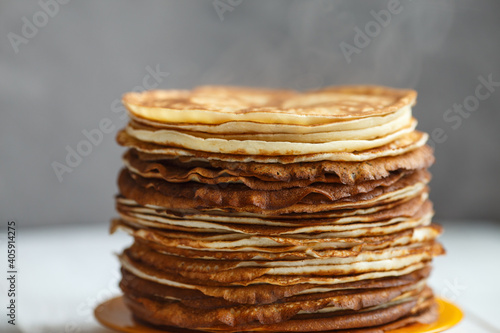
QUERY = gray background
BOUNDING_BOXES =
[1,0,499,228]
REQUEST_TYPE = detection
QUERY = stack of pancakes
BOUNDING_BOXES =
[112,86,444,332]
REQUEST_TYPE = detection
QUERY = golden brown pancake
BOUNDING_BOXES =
[123,287,434,331]
[123,283,425,326]
[123,85,416,125]
[122,240,443,282]
[122,144,434,186]
[120,266,432,305]
[117,167,430,214]
[114,190,429,222]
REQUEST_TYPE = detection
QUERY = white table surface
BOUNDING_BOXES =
[0,220,499,333]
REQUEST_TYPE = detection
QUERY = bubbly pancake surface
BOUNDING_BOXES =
[112,85,443,332]
[123,85,416,125]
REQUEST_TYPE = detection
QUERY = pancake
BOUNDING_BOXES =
[122,85,416,125]
[121,245,441,285]
[114,224,442,259]
[125,157,415,194]
[117,167,429,215]
[117,129,428,163]
[120,267,432,306]
[120,227,443,262]
[114,191,429,223]
[125,166,415,205]
[124,241,443,274]
[122,282,426,327]
[129,105,411,134]
[119,253,431,288]
[128,107,412,143]
[109,85,444,332]
[124,119,417,156]
[123,286,434,331]
[115,200,433,235]
[120,265,432,304]
[122,144,434,187]
[114,196,433,236]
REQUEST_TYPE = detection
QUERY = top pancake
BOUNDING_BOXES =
[123,85,417,126]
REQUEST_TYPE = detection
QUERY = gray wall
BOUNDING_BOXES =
[1,0,499,227]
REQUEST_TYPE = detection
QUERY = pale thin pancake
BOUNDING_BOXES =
[118,211,409,235]
[129,106,411,134]
[117,220,433,250]
[124,226,443,261]
[125,241,443,272]
[115,223,442,255]
[120,253,430,287]
[116,208,427,235]
[112,206,434,250]
[117,129,428,163]
[115,198,433,235]
[117,212,431,237]
[122,246,437,284]
[123,249,440,284]
[122,85,416,125]
[128,110,412,143]
[124,119,417,155]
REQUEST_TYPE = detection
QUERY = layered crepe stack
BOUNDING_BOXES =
[112,86,444,332]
